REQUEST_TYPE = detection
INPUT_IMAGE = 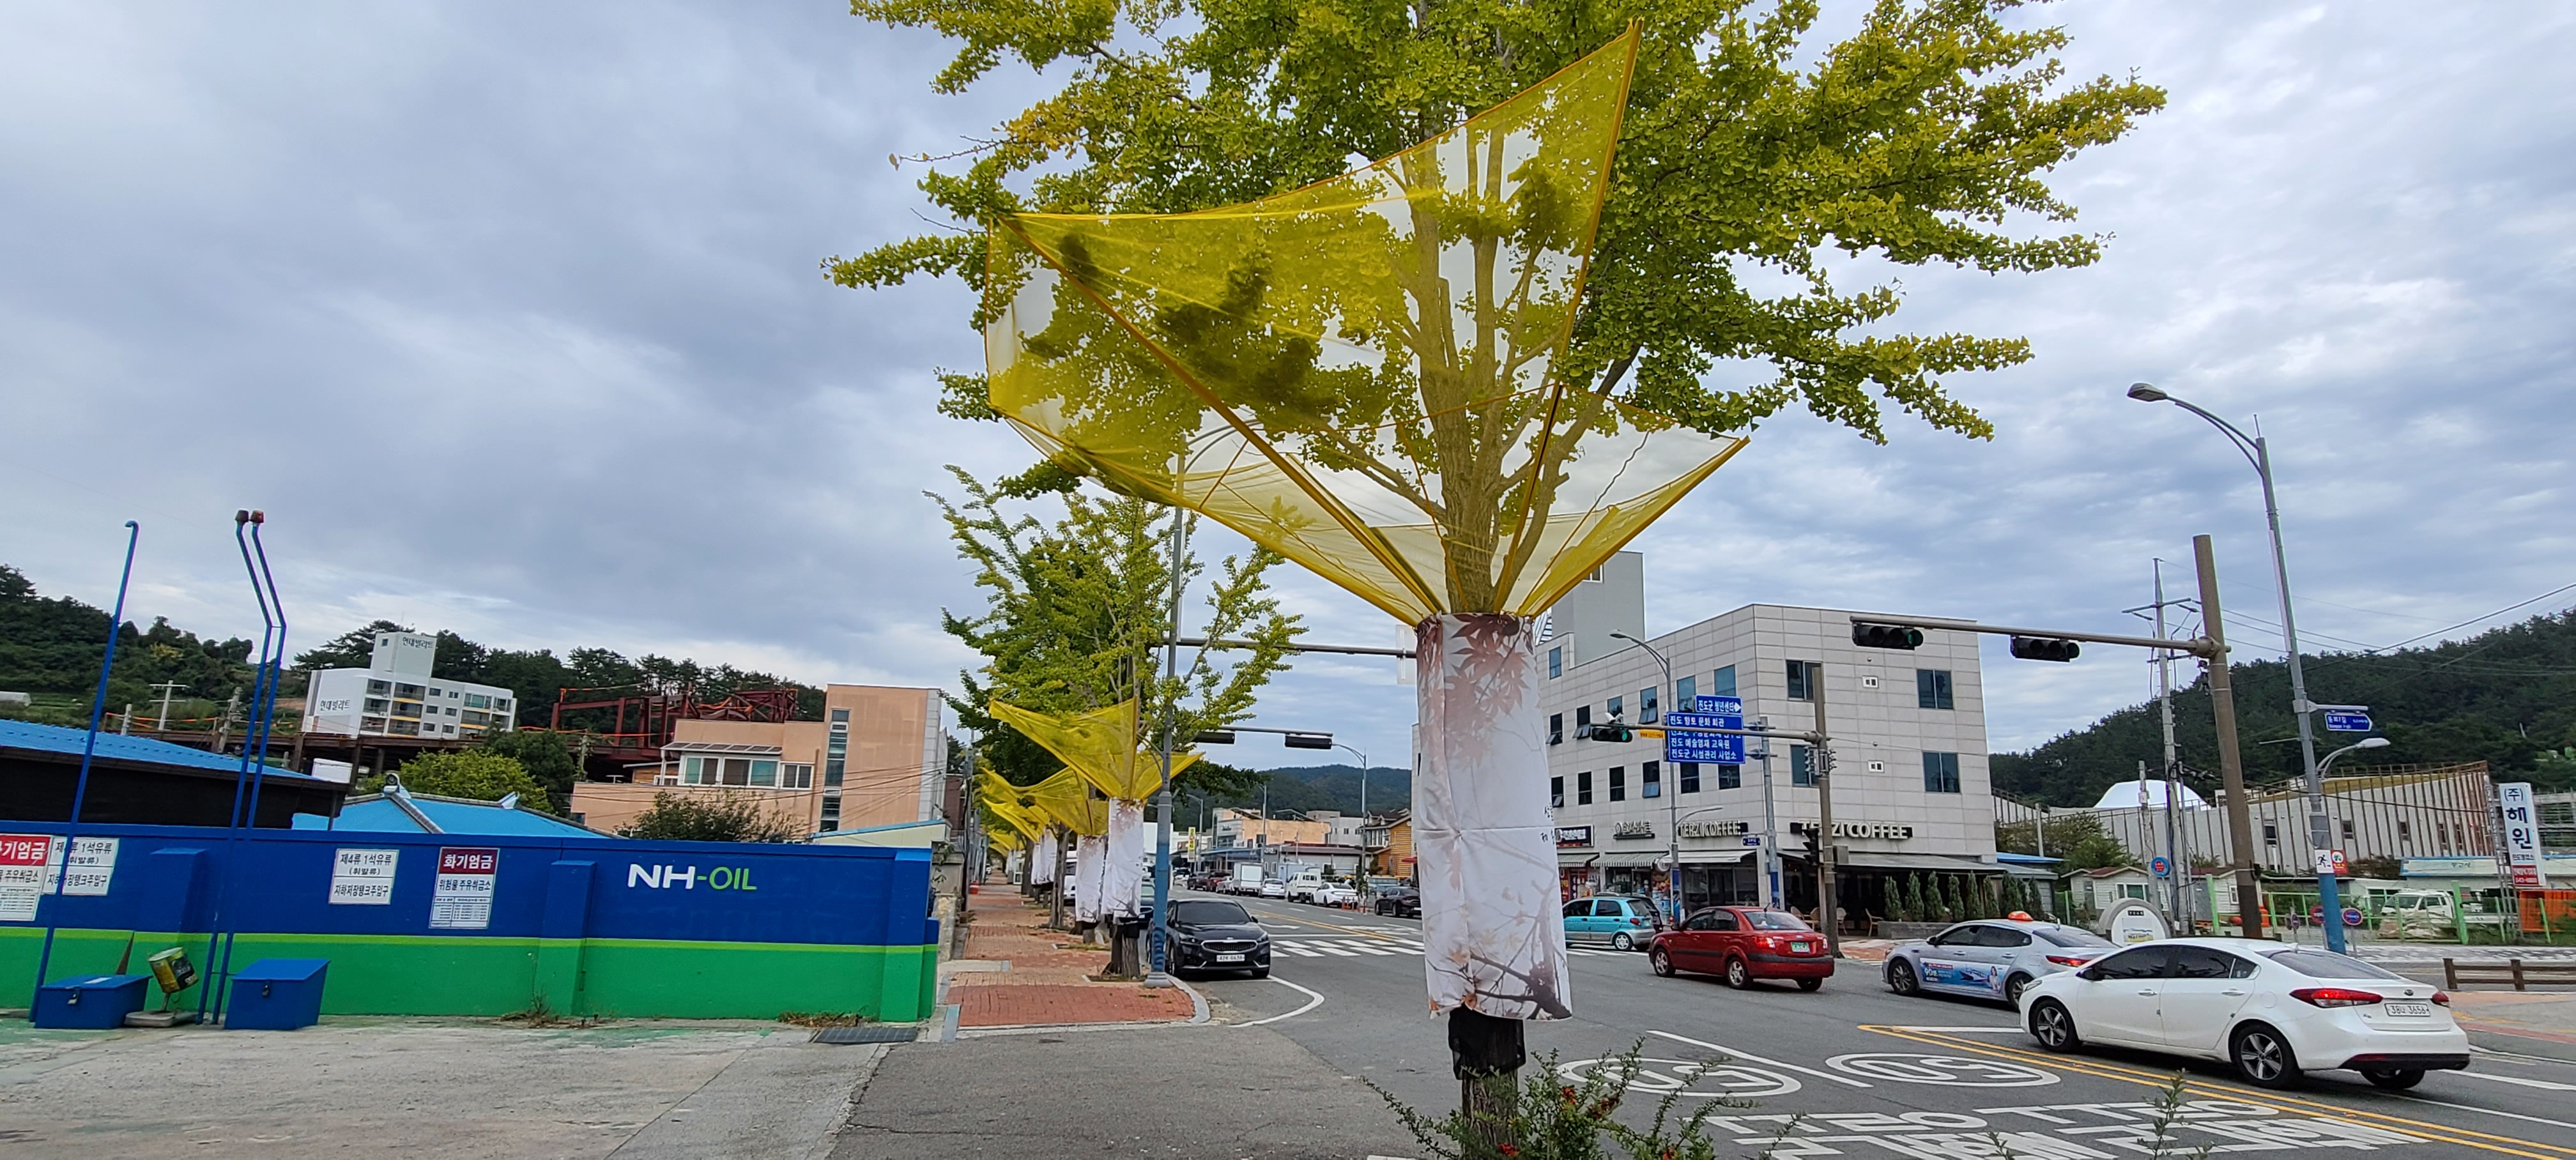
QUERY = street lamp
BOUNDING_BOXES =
[2129,381,2349,950]
[2319,737,2389,777]
[1333,742,1373,882]
[1611,631,1679,923]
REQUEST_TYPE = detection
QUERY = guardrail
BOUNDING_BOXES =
[2443,958,2576,991]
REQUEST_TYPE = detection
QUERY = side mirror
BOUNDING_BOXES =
[2076,966,2103,982]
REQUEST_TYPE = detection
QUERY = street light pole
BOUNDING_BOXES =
[1333,742,1370,880]
[1146,505,1188,987]
[1612,632,1678,924]
[2131,383,2345,951]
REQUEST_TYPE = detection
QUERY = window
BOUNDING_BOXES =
[1549,714,1563,745]
[366,680,390,695]
[2090,945,2170,981]
[461,710,488,726]
[1641,761,1660,799]
[785,763,814,789]
[819,794,840,832]
[1746,911,1809,931]
[2263,823,2279,846]
[1639,687,1658,724]
[825,724,848,787]
[1986,927,2033,948]
[1916,669,1954,710]
[681,756,704,784]
[1675,675,1696,707]
[1790,745,1814,786]
[2166,946,2248,979]
[1563,900,1595,919]
[1577,770,1593,805]
[364,698,389,714]
[1608,767,1626,802]
[1718,764,1742,790]
[2398,820,2412,844]
[1551,775,1565,809]
[1548,647,1562,679]
[2035,927,2114,948]
[1709,666,1736,697]
[2265,949,2405,981]
[427,687,441,698]
[1679,763,1700,793]
[1786,660,1820,701]
[1575,706,1592,730]
[394,683,424,699]
[1607,695,1624,721]
[464,692,489,709]
[1706,910,1740,931]
[751,759,779,788]
[1922,752,1961,794]
[2340,818,2355,841]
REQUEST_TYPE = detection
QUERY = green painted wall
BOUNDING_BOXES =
[1,926,935,1022]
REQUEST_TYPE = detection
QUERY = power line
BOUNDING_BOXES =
[2371,581,2576,653]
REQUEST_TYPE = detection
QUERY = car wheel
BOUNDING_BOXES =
[1726,957,1753,989]
[1887,959,1920,996]
[1650,947,1676,977]
[2230,1023,2301,1088]
[2004,973,2033,1005]
[2364,1068,2425,1091]
[2028,999,2080,1053]
[1797,978,1823,992]
[1612,931,1636,951]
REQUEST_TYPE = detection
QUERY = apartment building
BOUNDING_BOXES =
[301,631,518,741]
[1544,553,2014,922]
[569,684,947,838]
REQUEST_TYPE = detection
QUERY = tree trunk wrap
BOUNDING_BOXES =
[1074,834,1107,924]
[1105,800,1147,916]
[1415,613,1573,1019]
[1030,832,1059,885]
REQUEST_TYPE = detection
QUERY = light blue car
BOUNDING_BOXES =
[1883,919,2117,1004]
[1563,895,1660,951]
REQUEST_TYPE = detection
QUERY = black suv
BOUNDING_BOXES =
[1374,885,1422,918]
[1163,898,1272,977]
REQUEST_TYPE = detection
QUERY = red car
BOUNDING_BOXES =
[1648,906,1834,991]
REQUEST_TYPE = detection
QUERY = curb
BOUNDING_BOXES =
[1175,977,1211,1024]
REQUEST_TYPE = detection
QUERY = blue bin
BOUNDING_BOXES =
[33,973,150,1030]
[226,958,330,1030]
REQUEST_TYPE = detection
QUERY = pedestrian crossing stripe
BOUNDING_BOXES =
[1269,939,1627,959]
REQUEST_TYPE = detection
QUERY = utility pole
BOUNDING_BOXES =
[1810,668,1841,956]
[2196,534,2266,936]
[150,681,188,731]
[2152,560,2186,924]
[1146,503,1186,987]
[215,689,240,751]
[1756,726,1779,910]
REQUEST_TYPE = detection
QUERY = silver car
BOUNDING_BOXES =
[1884,919,2117,1004]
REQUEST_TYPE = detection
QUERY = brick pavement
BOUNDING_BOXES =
[943,891,1195,1028]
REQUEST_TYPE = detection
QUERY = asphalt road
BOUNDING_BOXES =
[1180,890,2576,1160]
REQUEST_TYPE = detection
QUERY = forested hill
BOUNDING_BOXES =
[1991,609,2576,807]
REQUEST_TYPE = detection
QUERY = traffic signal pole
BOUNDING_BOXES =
[1811,669,1841,958]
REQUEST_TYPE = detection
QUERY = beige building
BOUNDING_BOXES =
[568,684,947,837]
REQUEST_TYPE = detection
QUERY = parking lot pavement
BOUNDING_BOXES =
[0,1017,887,1159]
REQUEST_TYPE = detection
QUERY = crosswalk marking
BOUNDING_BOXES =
[1268,938,1630,959]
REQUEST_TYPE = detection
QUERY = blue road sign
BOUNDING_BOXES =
[2342,907,2364,927]
[2323,712,2372,733]
[1667,731,1746,765]
[2150,856,2171,879]
[1663,711,1744,731]
[1743,835,1763,847]
[1694,696,1744,715]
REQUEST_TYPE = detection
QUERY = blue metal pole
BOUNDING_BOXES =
[211,514,289,1022]
[199,510,276,1023]
[29,521,139,1005]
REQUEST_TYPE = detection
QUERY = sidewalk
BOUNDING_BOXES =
[942,890,1197,1029]
[2445,991,2576,1062]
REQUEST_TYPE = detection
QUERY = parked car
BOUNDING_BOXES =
[1374,884,1422,918]
[1648,906,1833,989]
[1563,895,1661,951]
[1310,882,1360,907]
[1161,898,1273,978]
[1883,919,2117,1005]
[2020,938,2467,1089]
[1285,871,1328,903]
[1258,880,1290,899]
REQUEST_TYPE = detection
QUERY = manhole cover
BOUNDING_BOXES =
[811,1025,918,1044]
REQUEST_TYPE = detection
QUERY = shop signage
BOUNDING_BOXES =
[1613,821,1656,841]
[429,847,500,931]
[328,848,400,905]
[2500,782,2547,889]
[1790,821,1914,841]
[1677,820,1748,839]
[1554,827,1593,848]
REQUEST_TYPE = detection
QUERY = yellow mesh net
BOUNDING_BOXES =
[974,770,1045,840]
[1005,766,1109,836]
[985,26,1745,623]
[988,699,1200,802]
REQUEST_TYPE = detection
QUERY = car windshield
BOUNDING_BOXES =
[2265,948,2405,981]
[1746,912,1811,931]
[2035,927,2115,948]
[1172,901,1254,926]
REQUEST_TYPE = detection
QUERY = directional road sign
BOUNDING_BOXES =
[1667,731,1746,765]
[1694,696,1744,716]
[2322,712,2372,733]
[1662,711,1742,731]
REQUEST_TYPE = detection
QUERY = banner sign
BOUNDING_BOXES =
[329,848,401,906]
[2499,782,2547,889]
[429,847,500,930]
[0,834,50,922]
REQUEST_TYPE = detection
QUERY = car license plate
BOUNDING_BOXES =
[1790,941,1813,954]
[1215,953,1246,963]
[2384,1002,2430,1018]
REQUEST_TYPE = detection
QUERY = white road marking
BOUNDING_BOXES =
[1275,945,1322,958]
[1647,1029,1873,1088]
[1246,977,1325,1026]
[1825,1053,2058,1088]
[2455,1071,2576,1092]
[2391,1092,2576,1132]
[1315,943,1360,956]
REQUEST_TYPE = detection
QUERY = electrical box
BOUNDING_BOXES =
[33,973,150,1030]
[226,958,330,1031]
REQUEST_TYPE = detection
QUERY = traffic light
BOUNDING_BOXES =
[1851,623,1925,650]
[2009,636,2083,662]
[1193,730,1237,745]
[1283,732,1334,750]
[1583,723,1636,743]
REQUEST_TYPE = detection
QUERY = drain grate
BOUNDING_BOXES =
[811,1025,918,1044]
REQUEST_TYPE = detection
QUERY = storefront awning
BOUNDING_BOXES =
[1560,850,1752,868]
[1828,851,2018,875]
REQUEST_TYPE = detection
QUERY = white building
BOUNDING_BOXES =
[1543,553,2021,924]
[301,631,519,741]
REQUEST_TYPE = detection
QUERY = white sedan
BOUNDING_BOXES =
[1258,881,1289,899]
[2020,937,2468,1089]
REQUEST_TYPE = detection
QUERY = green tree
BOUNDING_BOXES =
[477,731,583,810]
[1905,874,1926,924]
[618,792,803,843]
[834,0,2163,492]
[365,751,552,811]
[934,468,1299,796]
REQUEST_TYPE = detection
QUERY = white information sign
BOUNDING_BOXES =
[328,847,401,905]
[2499,782,2547,889]
[46,837,120,896]
[0,834,50,922]
[428,847,500,931]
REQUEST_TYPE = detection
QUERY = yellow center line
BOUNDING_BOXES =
[1860,1024,2576,1160]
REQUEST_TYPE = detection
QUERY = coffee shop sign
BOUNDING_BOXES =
[1677,820,1749,839]
[1790,821,1915,841]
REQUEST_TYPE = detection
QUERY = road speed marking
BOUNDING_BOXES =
[1558,1057,1800,1098]
[1825,1053,2060,1087]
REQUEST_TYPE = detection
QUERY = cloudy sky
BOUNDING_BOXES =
[4,3,2570,768]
